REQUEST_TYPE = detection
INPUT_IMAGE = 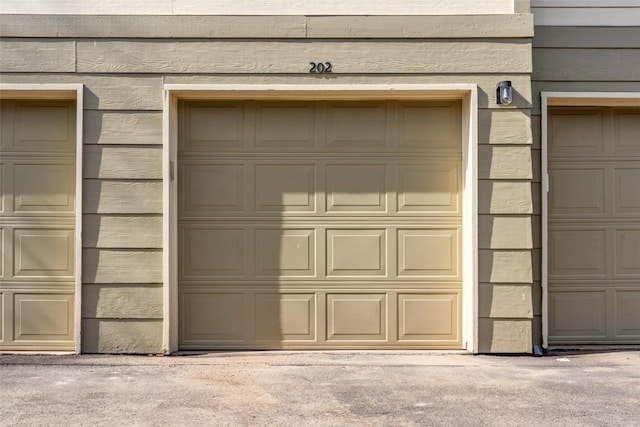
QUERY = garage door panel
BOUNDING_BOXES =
[255,229,315,277]
[398,104,460,150]
[326,103,386,149]
[398,293,459,342]
[255,293,316,342]
[549,229,606,278]
[616,291,640,337]
[614,168,640,214]
[397,164,460,213]
[13,293,74,341]
[614,109,640,153]
[256,103,315,149]
[13,163,75,213]
[255,164,316,212]
[180,227,245,278]
[326,164,387,212]
[183,103,245,151]
[549,291,607,337]
[615,230,640,277]
[12,103,75,153]
[549,109,604,155]
[13,228,74,278]
[180,163,245,215]
[327,229,386,277]
[180,292,245,343]
[327,294,386,341]
[549,168,605,215]
[397,228,460,278]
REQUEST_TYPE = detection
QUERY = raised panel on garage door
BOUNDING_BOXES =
[0,100,76,351]
[548,107,640,344]
[178,100,462,349]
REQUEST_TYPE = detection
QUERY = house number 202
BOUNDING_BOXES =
[309,62,333,73]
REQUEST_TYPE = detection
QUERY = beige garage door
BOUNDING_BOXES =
[178,100,462,349]
[548,107,640,344]
[0,100,76,350]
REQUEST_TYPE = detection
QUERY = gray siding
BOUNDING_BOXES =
[1,13,534,354]
[531,25,640,346]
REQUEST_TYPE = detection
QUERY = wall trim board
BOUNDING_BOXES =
[0,14,533,39]
[540,91,640,349]
[162,83,479,354]
[532,7,640,26]
[0,0,514,15]
[532,1,640,6]
[0,83,84,354]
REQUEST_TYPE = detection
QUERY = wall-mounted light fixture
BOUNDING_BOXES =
[496,80,512,105]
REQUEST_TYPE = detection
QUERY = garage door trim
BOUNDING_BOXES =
[0,84,83,354]
[541,91,640,349]
[162,84,479,353]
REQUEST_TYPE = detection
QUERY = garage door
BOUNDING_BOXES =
[0,100,76,350]
[178,100,462,349]
[548,107,640,344]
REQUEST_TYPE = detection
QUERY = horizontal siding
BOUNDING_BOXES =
[82,319,163,353]
[83,180,163,214]
[478,318,532,353]
[305,15,532,38]
[478,181,533,214]
[82,249,163,284]
[75,40,532,74]
[533,26,640,48]
[532,7,640,26]
[478,110,533,144]
[479,250,533,283]
[0,15,534,39]
[82,284,163,319]
[479,215,533,249]
[533,1,639,5]
[479,146,532,179]
[84,111,162,145]
[479,283,533,318]
[0,15,306,39]
[533,48,640,81]
[0,39,75,72]
[84,146,162,179]
[83,215,163,249]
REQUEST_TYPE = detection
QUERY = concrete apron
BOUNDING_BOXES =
[1,350,639,426]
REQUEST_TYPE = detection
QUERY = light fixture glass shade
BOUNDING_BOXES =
[497,80,512,105]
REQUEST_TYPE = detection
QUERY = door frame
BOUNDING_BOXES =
[163,84,479,353]
[0,84,84,354]
[541,91,640,348]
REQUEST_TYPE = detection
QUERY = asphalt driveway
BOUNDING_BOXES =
[1,350,639,426]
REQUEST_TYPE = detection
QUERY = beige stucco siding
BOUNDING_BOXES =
[1,13,534,353]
